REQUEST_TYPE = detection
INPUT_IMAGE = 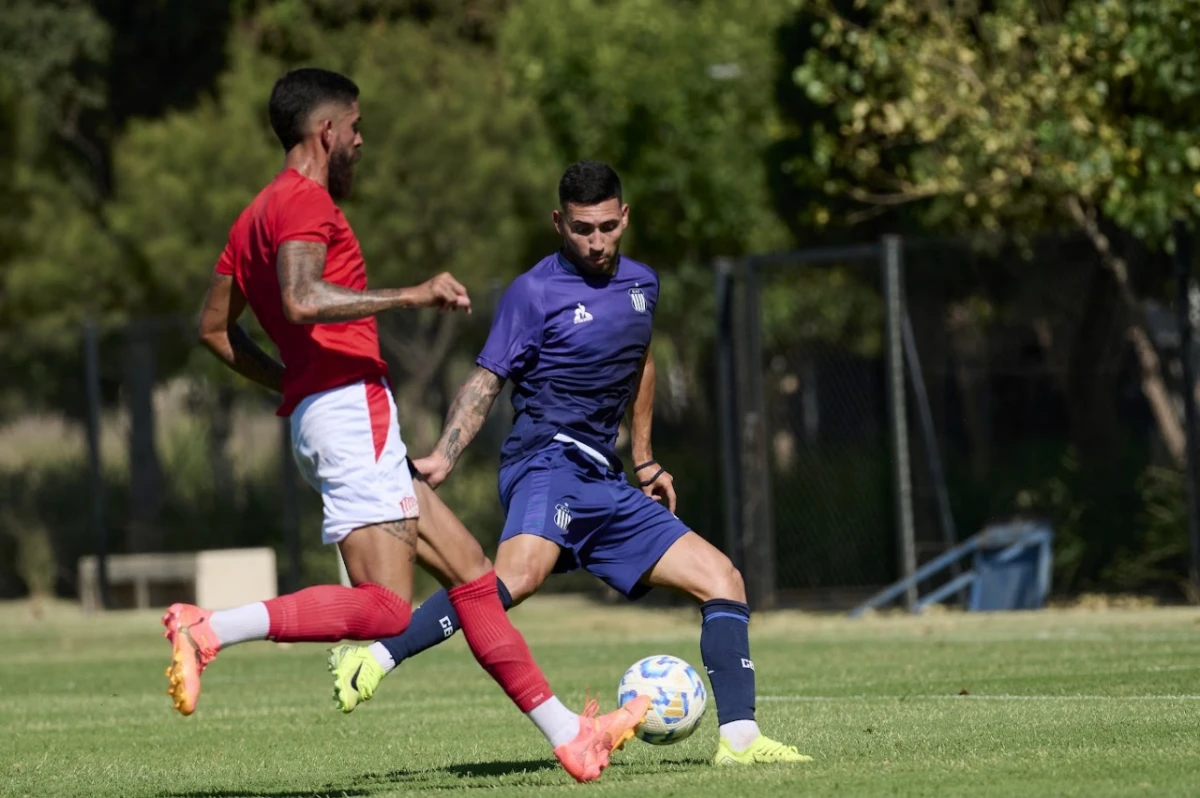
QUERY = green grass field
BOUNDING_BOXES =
[2,597,1199,798]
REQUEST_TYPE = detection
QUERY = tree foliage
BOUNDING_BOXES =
[3,0,1199,593]
[778,0,1200,464]
[0,0,114,415]
[500,0,804,413]
[103,12,554,447]
[781,0,1200,238]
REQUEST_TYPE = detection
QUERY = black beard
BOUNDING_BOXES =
[328,150,356,200]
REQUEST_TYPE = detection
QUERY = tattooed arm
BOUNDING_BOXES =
[276,241,471,324]
[411,366,506,488]
[198,272,285,392]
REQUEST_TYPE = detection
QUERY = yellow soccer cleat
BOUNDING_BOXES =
[328,644,385,713]
[713,734,814,766]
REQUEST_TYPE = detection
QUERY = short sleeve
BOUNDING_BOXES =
[213,237,236,276]
[645,268,660,314]
[477,277,543,379]
[277,185,338,245]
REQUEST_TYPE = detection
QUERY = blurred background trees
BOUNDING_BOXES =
[2,0,1199,603]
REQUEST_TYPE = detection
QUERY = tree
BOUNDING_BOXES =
[341,21,558,450]
[500,0,800,419]
[0,0,109,197]
[0,0,116,418]
[104,16,554,452]
[778,0,1200,465]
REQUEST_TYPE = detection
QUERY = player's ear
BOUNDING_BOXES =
[319,118,334,152]
[552,208,563,234]
[620,203,630,229]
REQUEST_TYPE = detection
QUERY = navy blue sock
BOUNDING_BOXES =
[699,599,756,725]
[380,576,513,666]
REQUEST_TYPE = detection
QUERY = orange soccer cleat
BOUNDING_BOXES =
[162,603,220,716]
[552,694,652,783]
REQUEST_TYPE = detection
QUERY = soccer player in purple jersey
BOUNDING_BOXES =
[327,161,810,766]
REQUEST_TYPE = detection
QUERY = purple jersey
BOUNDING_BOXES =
[478,251,658,472]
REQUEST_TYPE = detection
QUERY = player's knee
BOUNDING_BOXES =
[457,546,493,582]
[435,534,492,587]
[358,582,413,637]
[705,555,746,604]
[494,567,541,605]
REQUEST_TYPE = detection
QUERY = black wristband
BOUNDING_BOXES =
[638,467,666,487]
[634,459,658,472]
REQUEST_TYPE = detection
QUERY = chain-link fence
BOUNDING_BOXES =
[716,246,896,609]
[7,234,1200,609]
[0,315,318,605]
[905,233,1200,600]
[718,230,1200,610]
[0,289,511,606]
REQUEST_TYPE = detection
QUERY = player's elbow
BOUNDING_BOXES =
[196,324,225,354]
[281,297,317,325]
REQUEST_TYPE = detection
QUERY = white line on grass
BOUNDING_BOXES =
[759,694,1200,702]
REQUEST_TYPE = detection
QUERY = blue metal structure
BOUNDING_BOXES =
[849,520,1053,617]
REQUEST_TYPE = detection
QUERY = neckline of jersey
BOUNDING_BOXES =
[282,166,328,192]
[554,249,622,280]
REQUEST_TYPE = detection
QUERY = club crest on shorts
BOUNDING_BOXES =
[629,285,647,313]
[400,495,419,517]
[554,502,572,531]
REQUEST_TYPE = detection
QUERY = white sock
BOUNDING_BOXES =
[208,602,270,648]
[367,642,396,673]
[720,719,761,752]
[526,696,580,749]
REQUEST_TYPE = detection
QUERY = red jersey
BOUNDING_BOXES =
[215,169,388,416]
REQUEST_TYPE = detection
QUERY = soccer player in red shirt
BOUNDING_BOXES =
[162,67,648,783]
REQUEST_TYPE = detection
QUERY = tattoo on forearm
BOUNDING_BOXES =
[228,325,285,392]
[436,368,503,467]
[381,519,418,563]
[444,428,464,465]
[277,241,410,323]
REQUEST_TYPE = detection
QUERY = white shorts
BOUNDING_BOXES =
[290,377,420,544]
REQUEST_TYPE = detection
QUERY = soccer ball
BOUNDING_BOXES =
[617,654,707,745]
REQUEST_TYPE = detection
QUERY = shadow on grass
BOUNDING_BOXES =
[441,759,562,778]
[161,791,371,798]
[156,761,555,798]
[356,759,560,788]
[375,756,712,783]
[159,756,711,797]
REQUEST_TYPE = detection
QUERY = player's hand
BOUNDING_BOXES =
[412,272,472,313]
[635,460,677,515]
[412,452,453,489]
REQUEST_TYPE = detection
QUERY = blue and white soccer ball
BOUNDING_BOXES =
[617,654,707,745]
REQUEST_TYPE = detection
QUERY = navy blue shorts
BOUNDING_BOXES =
[498,443,691,600]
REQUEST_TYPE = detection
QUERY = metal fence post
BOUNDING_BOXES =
[737,262,777,609]
[883,236,917,609]
[903,312,962,596]
[83,320,110,610]
[1174,220,1200,597]
[714,258,744,574]
[124,318,164,553]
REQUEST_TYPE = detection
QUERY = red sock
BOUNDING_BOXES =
[449,570,552,712]
[264,583,411,642]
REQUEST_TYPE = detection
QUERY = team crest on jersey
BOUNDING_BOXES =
[554,502,572,531]
[629,285,647,313]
